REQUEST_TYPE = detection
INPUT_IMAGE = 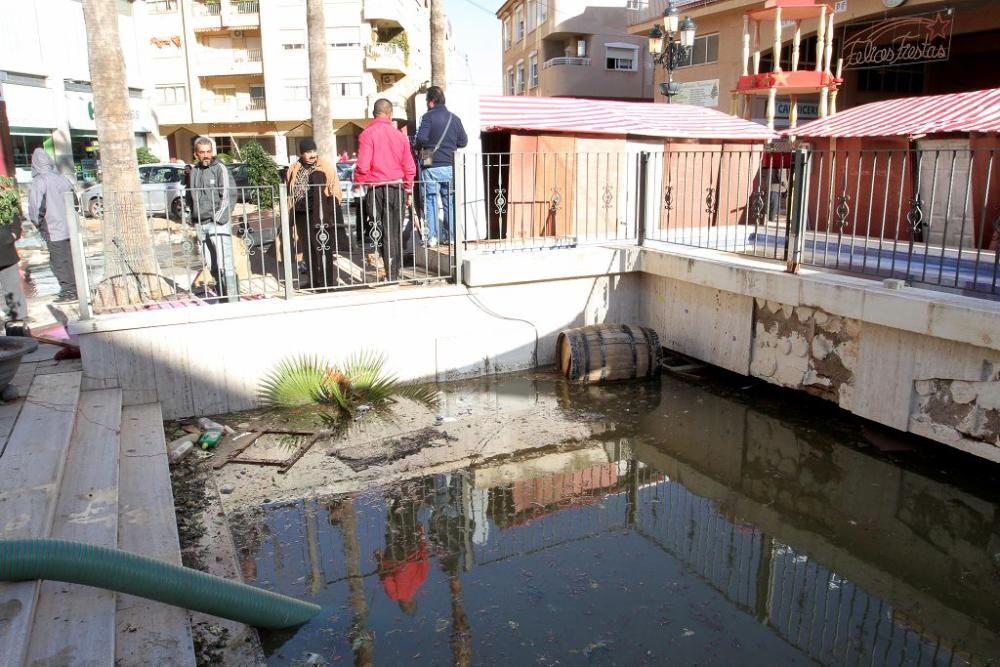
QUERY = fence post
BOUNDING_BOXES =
[64,191,92,320]
[786,146,811,273]
[453,150,466,286]
[277,186,295,299]
[637,151,650,246]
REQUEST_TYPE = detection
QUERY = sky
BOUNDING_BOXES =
[445,0,503,93]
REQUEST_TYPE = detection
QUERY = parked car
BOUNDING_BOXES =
[336,160,359,228]
[81,163,186,220]
[226,161,250,202]
[82,161,254,221]
[336,160,356,203]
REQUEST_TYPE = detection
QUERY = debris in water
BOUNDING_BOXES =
[583,640,610,658]
[682,628,695,637]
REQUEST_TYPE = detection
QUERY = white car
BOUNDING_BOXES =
[80,163,187,219]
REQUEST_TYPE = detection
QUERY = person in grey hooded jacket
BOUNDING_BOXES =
[27,148,78,301]
[186,136,238,303]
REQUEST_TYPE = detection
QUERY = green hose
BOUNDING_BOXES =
[0,539,319,629]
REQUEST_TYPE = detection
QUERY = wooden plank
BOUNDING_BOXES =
[0,371,82,667]
[116,403,196,667]
[26,389,122,667]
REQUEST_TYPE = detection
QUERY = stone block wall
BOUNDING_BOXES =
[749,299,860,408]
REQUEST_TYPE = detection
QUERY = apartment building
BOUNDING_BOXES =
[627,0,1000,127]
[496,0,654,100]
[0,1,160,182]
[143,0,432,164]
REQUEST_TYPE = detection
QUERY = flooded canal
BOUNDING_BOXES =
[229,370,1000,666]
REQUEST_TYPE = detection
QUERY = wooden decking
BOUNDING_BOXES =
[0,345,196,666]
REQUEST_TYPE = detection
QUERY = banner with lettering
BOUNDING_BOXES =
[841,9,953,71]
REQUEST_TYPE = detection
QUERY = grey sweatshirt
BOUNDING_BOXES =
[188,159,235,225]
[27,149,75,242]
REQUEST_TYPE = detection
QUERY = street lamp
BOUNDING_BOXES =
[647,2,696,101]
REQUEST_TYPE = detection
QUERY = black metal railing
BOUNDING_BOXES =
[799,147,999,297]
[66,180,455,316]
[642,145,795,262]
[455,151,642,254]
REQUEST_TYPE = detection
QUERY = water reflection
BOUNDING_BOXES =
[233,373,1000,666]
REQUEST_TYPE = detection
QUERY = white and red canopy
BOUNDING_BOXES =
[479,95,777,141]
[790,87,1000,138]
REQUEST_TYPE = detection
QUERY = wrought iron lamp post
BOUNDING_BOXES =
[647,2,696,101]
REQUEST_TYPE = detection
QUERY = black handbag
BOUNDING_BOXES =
[420,113,453,167]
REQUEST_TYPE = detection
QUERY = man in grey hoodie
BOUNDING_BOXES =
[186,136,238,303]
[27,148,78,302]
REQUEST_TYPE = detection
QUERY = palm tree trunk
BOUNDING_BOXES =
[304,500,323,597]
[430,0,448,86]
[306,0,336,162]
[447,569,472,667]
[82,0,164,306]
[341,502,374,667]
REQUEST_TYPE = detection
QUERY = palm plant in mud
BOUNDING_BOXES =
[259,351,439,425]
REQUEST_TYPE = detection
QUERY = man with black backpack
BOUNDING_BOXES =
[414,86,468,247]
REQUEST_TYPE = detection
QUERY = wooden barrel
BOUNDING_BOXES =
[556,324,663,384]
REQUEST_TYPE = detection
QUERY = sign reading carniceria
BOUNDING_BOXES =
[842,9,953,70]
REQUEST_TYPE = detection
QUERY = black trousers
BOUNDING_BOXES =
[47,239,77,294]
[365,185,404,281]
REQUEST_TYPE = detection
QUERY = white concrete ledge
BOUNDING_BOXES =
[463,244,642,287]
[68,284,470,335]
[638,244,1000,353]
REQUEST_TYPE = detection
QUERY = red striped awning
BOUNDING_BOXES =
[789,88,1000,138]
[479,96,777,141]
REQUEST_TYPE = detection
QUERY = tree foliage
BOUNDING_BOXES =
[136,146,160,164]
[241,141,280,208]
[0,177,21,225]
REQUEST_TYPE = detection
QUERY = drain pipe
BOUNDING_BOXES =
[0,539,319,629]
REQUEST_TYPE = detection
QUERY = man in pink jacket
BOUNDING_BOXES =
[354,98,416,282]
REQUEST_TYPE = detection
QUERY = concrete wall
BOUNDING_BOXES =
[73,270,641,419]
[638,246,1000,462]
[72,243,1000,461]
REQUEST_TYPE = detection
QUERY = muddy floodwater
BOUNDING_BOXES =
[229,370,1000,666]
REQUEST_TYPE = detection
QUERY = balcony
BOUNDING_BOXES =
[195,48,263,76]
[363,0,416,28]
[192,1,222,31]
[542,57,591,69]
[223,0,259,28]
[364,43,406,74]
[198,98,266,123]
[192,1,259,33]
